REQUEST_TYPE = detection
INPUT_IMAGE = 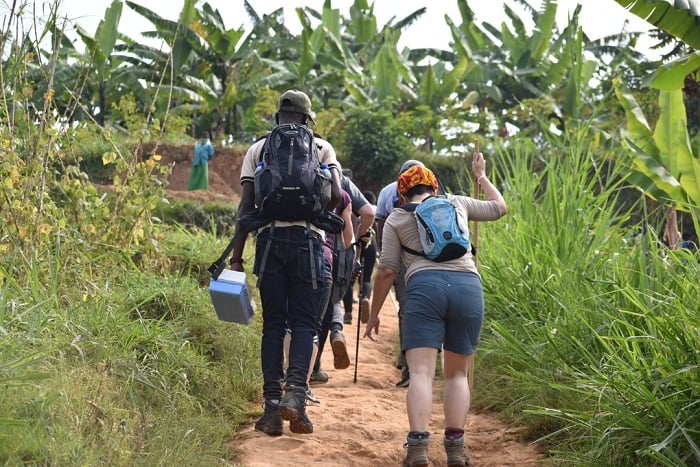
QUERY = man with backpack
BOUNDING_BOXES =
[364,156,507,466]
[228,89,342,437]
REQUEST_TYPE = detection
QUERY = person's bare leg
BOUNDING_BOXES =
[405,347,438,430]
[442,350,473,429]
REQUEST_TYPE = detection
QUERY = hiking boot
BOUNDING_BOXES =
[445,435,473,466]
[396,368,410,388]
[359,297,370,323]
[343,312,352,324]
[279,385,313,434]
[396,352,407,370]
[254,400,283,436]
[309,369,328,384]
[331,330,350,369]
[403,432,430,467]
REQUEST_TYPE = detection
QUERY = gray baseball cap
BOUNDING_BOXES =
[399,159,424,175]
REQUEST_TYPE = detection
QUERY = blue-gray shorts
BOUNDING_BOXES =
[401,270,484,355]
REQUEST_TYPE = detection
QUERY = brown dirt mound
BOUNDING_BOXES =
[150,143,244,204]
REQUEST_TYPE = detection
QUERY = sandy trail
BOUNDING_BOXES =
[232,289,544,466]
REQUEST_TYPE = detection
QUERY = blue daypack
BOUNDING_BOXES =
[401,196,471,262]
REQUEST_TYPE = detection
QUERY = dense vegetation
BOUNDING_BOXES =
[1,0,698,465]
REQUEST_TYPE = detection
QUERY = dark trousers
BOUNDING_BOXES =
[360,240,377,299]
[254,227,326,401]
[314,257,345,372]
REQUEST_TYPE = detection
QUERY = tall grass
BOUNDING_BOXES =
[0,229,262,465]
[475,123,699,465]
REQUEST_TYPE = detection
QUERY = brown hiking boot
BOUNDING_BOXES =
[359,297,370,323]
[278,385,313,434]
[403,433,429,467]
[331,330,350,369]
[445,435,473,466]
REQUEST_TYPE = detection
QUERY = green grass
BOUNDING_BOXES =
[472,124,699,465]
[0,230,263,465]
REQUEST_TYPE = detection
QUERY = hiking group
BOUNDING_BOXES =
[225,89,507,466]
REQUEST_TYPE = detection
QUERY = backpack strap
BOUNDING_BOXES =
[306,221,319,290]
[397,202,426,258]
[258,133,271,164]
[255,221,275,288]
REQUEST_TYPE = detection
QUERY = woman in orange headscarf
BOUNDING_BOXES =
[364,152,506,467]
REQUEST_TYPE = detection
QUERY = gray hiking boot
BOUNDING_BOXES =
[254,400,283,436]
[278,385,313,434]
[445,435,473,466]
[403,432,430,467]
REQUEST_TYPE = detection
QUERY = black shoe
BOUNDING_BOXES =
[279,385,313,434]
[254,401,283,436]
[343,312,352,324]
[396,369,410,388]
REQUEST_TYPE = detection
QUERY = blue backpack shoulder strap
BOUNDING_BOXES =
[398,202,425,257]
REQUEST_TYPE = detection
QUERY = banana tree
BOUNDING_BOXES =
[126,0,272,137]
[614,69,700,246]
[444,0,602,138]
[612,0,700,247]
[612,0,700,50]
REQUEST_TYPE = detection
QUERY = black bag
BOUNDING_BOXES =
[254,124,332,222]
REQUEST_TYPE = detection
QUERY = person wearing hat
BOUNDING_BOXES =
[374,159,425,387]
[364,152,506,466]
[228,89,342,436]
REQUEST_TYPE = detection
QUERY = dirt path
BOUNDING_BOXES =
[231,291,545,466]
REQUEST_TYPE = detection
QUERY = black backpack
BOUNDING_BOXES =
[254,123,331,222]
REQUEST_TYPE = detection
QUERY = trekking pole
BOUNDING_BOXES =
[472,140,480,268]
[468,140,481,396]
[353,245,364,384]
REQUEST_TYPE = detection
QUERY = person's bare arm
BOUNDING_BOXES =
[341,203,353,248]
[364,266,397,341]
[472,150,507,216]
[229,181,255,271]
[356,202,375,239]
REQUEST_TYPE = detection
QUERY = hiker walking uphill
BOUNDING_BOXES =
[227,89,342,437]
[364,154,507,466]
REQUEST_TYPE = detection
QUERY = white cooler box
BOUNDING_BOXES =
[209,269,255,324]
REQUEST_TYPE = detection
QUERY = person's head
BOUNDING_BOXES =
[200,131,210,140]
[397,165,438,199]
[342,168,353,180]
[362,190,376,204]
[276,89,315,126]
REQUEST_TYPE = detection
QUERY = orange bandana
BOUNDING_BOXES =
[397,165,438,196]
